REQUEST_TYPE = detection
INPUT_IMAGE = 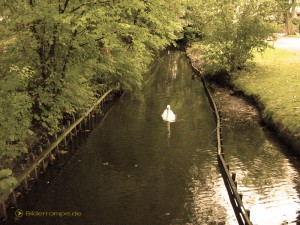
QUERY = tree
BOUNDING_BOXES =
[275,0,299,35]
[0,0,187,159]
[182,0,206,41]
[197,0,274,74]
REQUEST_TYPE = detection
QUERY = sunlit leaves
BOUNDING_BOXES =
[0,0,188,159]
[0,66,33,158]
[0,169,17,195]
[200,0,274,73]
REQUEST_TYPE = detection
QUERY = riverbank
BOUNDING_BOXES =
[0,90,115,220]
[186,43,300,155]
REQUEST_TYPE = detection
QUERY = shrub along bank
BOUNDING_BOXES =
[187,45,300,154]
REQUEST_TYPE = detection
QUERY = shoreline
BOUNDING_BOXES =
[0,90,115,220]
[186,45,300,155]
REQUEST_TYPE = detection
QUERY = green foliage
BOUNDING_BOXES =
[0,169,12,178]
[0,0,187,159]
[0,66,33,158]
[0,169,17,195]
[201,1,274,74]
[274,0,299,34]
[183,0,207,41]
[275,0,298,15]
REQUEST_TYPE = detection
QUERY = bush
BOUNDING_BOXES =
[202,2,274,74]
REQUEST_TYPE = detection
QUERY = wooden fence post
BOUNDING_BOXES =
[0,89,113,222]
[24,178,29,191]
[34,166,38,180]
[0,201,7,220]
[239,193,243,201]
[11,192,17,206]
[88,113,92,129]
[232,172,236,181]
[246,209,250,218]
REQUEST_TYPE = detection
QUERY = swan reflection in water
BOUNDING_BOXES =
[161,105,176,139]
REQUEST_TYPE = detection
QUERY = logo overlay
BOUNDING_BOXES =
[15,209,24,218]
[15,209,82,217]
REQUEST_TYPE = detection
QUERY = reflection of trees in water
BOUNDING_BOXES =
[223,120,299,190]
[178,164,236,224]
[137,51,235,223]
[168,50,178,80]
[222,118,300,224]
[134,49,300,225]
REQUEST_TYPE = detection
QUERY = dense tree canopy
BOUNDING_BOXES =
[0,0,287,161]
[0,0,186,159]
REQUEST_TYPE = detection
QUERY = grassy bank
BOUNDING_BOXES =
[187,44,300,152]
[232,48,300,136]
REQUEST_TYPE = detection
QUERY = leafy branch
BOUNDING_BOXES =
[0,169,17,195]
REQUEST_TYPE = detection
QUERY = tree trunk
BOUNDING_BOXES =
[285,11,295,35]
[285,0,297,35]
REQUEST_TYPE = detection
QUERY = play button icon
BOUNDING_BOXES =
[15,209,23,218]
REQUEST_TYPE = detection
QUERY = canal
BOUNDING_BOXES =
[222,107,300,224]
[9,50,300,225]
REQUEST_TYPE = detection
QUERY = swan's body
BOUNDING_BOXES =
[161,105,176,122]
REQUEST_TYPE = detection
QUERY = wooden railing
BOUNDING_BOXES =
[191,63,253,225]
[0,89,113,220]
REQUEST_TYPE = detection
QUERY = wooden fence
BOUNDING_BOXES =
[0,89,113,220]
[187,60,254,225]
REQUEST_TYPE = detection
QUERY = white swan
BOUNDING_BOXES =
[161,105,176,122]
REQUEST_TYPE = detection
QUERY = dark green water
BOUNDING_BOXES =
[16,51,236,225]
[222,116,300,225]
[10,50,300,225]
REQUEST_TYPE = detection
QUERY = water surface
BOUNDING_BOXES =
[18,51,236,225]
[222,115,300,225]
[10,50,300,225]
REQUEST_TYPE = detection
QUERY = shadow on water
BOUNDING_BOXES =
[221,113,300,225]
[3,50,300,225]
[4,50,238,225]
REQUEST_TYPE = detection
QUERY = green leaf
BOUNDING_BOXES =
[0,169,12,179]
[0,177,17,194]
